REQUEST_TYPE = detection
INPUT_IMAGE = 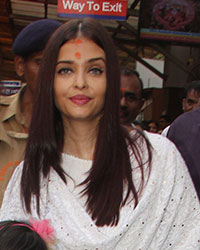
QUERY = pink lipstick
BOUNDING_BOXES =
[69,95,92,105]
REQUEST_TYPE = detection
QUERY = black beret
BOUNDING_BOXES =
[12,19,61,57]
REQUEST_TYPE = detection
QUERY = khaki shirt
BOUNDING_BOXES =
[0,86,28,206]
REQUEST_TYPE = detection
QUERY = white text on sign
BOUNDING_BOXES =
[62,0,122,13]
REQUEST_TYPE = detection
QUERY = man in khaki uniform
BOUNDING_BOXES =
[0,19,61,206]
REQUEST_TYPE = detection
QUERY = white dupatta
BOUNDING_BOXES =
[0,132,199,249]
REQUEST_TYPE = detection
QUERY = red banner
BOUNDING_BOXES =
[57,0,127,20]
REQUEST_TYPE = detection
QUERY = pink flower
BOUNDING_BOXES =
[29,217,55,244]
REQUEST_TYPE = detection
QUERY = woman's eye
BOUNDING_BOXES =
[57,68,72,75]
[89,67,104,75]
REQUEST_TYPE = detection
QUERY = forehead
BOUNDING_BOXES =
[25,51,43,61]
[57,38,105,61]
[149,122,157,126]
[187,89,200,99]
[120,75,141,93]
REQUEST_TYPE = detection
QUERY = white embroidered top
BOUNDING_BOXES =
[0,132,199,250]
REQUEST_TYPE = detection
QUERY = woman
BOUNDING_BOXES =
[0,18,199,249]
[148,120,159,133]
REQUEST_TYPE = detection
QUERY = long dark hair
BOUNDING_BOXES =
[21,18,152,227]
[0,220,48,250]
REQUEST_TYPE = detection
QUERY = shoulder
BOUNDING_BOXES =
[130,130,182,177]
[0,84,26,106]
[0,87,25,123]
[143,131,187,176]
[130,131,197,211]
[0,92,20,119]
[0,93,18,105]
[0,161,26,221]
[1,161,24,190]
[129,129,176,157]
[0,161,23,198]
[171,108,200,128]
[144,130,176,152]
[168,108,200,139]
[9,161,23,180]
[143,132,196,197]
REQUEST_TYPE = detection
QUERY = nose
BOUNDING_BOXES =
[120,96,127,107]
[73,69,88,89]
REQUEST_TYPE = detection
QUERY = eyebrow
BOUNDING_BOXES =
[121,90,137,96]
[34,58,42,63]
[56,57,105,65]
[121,90,141,99]
[88,57,105,63]
[187,98,197,103]
[56,60,73,65]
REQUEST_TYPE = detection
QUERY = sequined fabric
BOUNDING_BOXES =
[0,132,199,249]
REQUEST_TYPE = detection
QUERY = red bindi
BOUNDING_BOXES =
[72,39,83,45]
[75,52,81,59]
[121,88,126,94]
